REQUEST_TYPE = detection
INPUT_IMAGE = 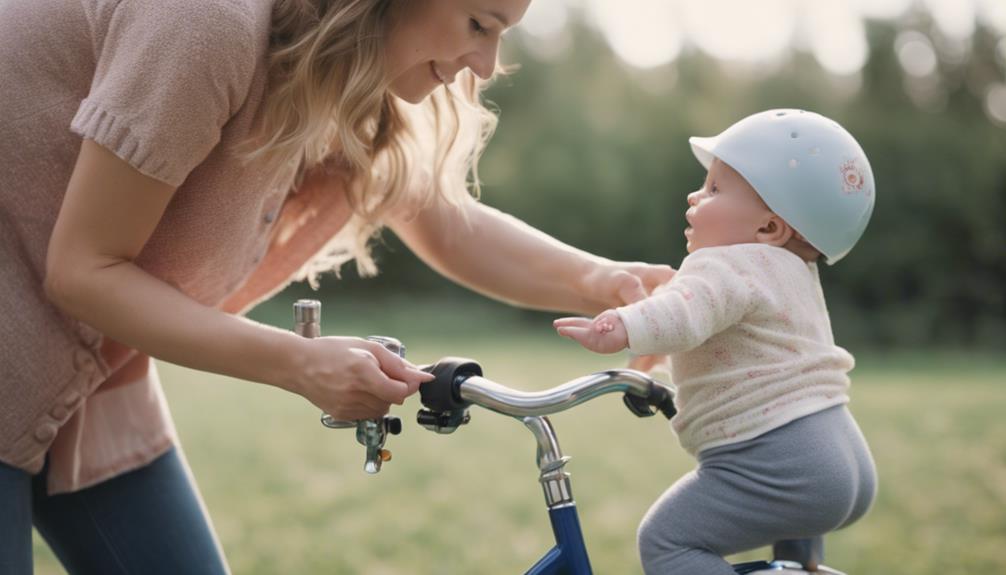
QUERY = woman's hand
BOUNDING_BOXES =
[627,353,672,386]
[554,309,629,354]
[626,353,669,373]
[291,336,433,421]
[580,261,675,312]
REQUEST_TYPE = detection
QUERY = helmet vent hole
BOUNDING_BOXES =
[789,159,799,169]
[776,111,787,117]
[809,147,821,156]
[790,131,799,139]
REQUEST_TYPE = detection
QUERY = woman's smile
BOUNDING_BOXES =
[430,61,447,84]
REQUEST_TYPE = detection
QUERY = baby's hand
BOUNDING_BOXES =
[553,309,629,354]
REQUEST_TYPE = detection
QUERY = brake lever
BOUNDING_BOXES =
[622,383,677,419]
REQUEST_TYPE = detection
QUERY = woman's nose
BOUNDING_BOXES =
[463,39,499,80]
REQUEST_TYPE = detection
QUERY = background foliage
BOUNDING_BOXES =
[319,12,1006,351]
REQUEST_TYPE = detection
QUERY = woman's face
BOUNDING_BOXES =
[684,159,775,253]
[385,0,531,103]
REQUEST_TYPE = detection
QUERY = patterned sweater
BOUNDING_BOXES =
[616,244,854,455]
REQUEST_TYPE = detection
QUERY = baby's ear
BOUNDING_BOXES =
[756,214,795,247]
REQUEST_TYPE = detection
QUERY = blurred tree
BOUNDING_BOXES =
[304,13,1005,351]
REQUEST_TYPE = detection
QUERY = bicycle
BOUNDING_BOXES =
[294,300,847,575]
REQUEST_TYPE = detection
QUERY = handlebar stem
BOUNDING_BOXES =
[523,416,574,508]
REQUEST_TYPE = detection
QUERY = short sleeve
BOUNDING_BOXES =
[71,0,258,186]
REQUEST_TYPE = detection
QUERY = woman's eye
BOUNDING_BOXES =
[470,18,488,36]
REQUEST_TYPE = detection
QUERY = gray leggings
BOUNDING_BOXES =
[638,405,877,574]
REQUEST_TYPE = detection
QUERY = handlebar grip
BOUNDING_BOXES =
[420,357,482,412]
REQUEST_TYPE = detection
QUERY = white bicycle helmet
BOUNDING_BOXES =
[689,109,875,264]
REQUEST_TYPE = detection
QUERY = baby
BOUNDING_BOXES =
[554,109,878,574]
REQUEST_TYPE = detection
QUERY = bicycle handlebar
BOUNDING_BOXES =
[295,298,677,476]
[416,357,676,434]
[459,371,675,418]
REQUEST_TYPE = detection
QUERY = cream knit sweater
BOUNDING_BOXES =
[616,244,854,456]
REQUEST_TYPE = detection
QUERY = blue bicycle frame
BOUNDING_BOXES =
[526,505,591,575]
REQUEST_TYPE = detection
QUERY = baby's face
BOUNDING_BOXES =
[684,159,774,253]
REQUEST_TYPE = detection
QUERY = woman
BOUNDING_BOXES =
[0,0,672,572]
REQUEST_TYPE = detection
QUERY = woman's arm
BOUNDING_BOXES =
[389,196,674,316]
[45,140,430,420]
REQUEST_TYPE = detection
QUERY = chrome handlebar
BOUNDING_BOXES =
[416,357,676,435]
[458,369,667,418]
[293,299,677,479]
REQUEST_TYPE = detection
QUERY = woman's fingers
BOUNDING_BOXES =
[642,264,676,289]
[628,353,669,372]
[614,271,649,305]
[347,392,390,418]
[330,393,389,421]
[365,342,433,398]
[615,263,676,303]
[357,364,412,406]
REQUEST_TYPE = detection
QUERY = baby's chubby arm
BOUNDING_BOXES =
[557,247,761,356]
[553,309,629,354]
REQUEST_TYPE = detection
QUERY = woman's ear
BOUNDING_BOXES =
[755,214,794,247]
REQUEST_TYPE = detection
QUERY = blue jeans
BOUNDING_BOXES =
[0,447,229,574]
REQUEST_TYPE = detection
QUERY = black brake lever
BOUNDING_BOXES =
[622,383,677,419]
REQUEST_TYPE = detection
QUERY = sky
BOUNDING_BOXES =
[515,0,1006,124]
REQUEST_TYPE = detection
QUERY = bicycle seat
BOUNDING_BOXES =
[733,537,836,574]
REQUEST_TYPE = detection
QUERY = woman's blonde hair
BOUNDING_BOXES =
[243,0,499,281]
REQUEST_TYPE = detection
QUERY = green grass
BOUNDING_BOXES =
[31,298,1006,574]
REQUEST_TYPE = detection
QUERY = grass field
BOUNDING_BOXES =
[31,298,1006,574]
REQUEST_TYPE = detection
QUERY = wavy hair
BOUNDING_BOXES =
[242,0,500,280]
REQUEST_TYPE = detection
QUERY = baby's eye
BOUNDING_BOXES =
[470,18,488,36]
[709,183,719,194]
